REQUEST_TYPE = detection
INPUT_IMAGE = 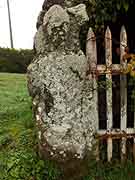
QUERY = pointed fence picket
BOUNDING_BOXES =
[86,27,99,160]
[105,27,113,162]
[120,26,127,161]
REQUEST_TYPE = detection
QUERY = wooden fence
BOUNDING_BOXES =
[86,25,135,162]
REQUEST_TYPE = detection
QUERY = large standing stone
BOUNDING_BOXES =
[28,1,98,179]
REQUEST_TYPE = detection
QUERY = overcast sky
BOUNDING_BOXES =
[0,0,44,49]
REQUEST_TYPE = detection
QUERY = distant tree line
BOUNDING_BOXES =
[0,47,34,73]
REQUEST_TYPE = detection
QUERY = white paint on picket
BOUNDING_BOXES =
[120,26,127,161]
[105,27,113,161]
[107,137,113,162]
[105,26,112,130]
[86,27,99,160]
[120,25,127,130]
[86,27,97,74]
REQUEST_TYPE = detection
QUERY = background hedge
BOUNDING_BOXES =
[0,47,34,73]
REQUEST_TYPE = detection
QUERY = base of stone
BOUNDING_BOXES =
[39,143,92,180]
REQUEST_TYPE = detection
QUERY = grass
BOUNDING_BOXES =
[1,73,135,180]
[0,73,60,180]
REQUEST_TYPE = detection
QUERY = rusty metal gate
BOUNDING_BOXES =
[86,26,135,162]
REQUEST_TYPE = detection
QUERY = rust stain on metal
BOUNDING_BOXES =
[96,133,135,140]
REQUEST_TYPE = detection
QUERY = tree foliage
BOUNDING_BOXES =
[0,47,34,73]
[87,0,135,30]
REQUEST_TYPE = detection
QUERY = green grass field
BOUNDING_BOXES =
[1,73,135,180]
[0,73,59,180]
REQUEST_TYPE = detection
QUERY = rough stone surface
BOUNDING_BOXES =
[35,5,70,54]
[34,4,89,55]
[36,0,91,29]
[28,0,98,169]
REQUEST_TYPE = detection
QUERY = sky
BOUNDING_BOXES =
[0,0,44,49]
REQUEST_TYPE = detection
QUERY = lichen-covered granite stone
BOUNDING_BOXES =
[28,1,98,178]
[36,0,94,29]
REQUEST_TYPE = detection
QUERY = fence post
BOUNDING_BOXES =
[86,27,99,160]
[105,26,113,162]
[120,25,127,162]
